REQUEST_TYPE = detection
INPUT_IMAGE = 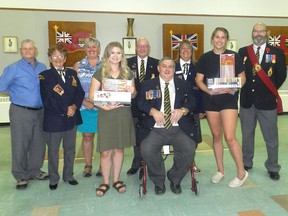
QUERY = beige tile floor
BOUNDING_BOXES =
[0,115,288,216]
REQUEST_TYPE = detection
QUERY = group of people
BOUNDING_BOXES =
[0,22,286,196]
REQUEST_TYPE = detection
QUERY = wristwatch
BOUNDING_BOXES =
[180,107,187,116]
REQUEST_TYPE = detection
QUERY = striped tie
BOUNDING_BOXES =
[164,82,172,129]
[139,59,145,83]
[183,63,189,75]
[253,46,260,76]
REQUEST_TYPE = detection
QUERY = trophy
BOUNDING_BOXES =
[126,18,135,37]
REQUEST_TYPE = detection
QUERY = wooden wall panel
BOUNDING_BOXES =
[267,26,288,64]
[163,24,204,61]
[48,21,96,67]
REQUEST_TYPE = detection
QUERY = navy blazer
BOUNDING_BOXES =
[136,77,197,145]
[39,67,85,132]
[175,62,204,114]
[238,44,287,110]
[127,56,159,117]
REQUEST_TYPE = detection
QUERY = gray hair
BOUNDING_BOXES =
[158,56,175,68]
[84,37,101,48]
[21,39,37,49]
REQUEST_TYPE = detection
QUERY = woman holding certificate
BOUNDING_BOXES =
[89,41,136,197]
[195,27,248,188]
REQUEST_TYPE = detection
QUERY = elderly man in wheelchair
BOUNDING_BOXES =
[137,57,198,195]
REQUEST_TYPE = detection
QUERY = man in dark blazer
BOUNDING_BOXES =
[238,23,287,181]
[137,57,197,195]
[126,37,159,175]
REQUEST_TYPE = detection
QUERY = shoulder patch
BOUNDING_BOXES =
[39,75,45,80]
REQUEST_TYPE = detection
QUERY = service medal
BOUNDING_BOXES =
[72,76,77,87]
[268,67,273,77]
[254,64,261,73]
[272,55,276,64]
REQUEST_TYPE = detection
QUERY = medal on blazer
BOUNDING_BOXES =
[265,54,276,63]
[151,73,155,79]
[53,84,64,96]
[145,89,161,100]
[71,76,77,87]
[254,63,262,73]
[268,67,273,77]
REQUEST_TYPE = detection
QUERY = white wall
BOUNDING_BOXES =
[0,9,287,89]
[1,0,288,17]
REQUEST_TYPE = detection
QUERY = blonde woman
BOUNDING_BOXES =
[89,41,136,197]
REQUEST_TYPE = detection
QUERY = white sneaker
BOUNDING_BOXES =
[211,172,224,183]
[228,171,249,188]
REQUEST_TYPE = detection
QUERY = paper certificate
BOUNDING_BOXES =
[102,78,132,92]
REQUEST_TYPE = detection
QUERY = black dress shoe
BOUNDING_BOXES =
[244,166,252,171]
[170,182,182,194]
[49,184,58,190]
[64,179,78,185]
[268,171,280,180]
[154,185,166,195]
[127,168,139,175]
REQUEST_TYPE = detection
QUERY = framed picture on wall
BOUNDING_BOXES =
[3,36,18,53]
[226,39,237,52]
[123,37,136,55]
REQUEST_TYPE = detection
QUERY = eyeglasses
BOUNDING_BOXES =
[51,54,65,59]
[253,30,266,34]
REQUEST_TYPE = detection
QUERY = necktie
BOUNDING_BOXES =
[183,63,189,75]
[139,59,145,83]
[253,47,261,76]
[164,82,172,129]
[58,69,66,82]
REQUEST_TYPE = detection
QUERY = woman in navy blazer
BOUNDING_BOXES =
[39,44,84,190]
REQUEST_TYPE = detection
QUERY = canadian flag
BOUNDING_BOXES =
[280,34,288,53]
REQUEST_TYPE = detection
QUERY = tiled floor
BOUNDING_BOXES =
[0,115,288,216]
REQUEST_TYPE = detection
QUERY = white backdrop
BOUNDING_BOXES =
[1,0,288,17]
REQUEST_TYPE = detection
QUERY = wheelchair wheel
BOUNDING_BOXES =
[194,180,200,196]
[139,183,144,199]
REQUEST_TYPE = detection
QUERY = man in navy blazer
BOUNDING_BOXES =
[238,23,287,181]
[137,57,197,195]
[126,37,159,175]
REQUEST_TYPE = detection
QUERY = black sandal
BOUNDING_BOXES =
[96,184,110,197]
[113,181,126,193]
[83,165,92,177]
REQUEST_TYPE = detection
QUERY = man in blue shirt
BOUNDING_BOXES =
[0,39,49,190]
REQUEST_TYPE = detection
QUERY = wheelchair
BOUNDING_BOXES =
[138,144,200,199]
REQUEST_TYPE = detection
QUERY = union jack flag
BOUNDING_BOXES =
[268,35,281,47]
[56,31,72,44]
[171,34,198,50]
